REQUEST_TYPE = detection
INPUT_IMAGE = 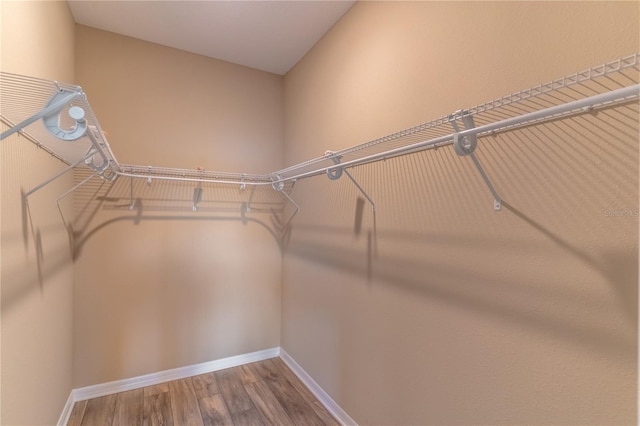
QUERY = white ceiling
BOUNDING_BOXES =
[68,1,355,75]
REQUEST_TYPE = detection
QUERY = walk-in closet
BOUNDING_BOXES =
[1,1,638,425]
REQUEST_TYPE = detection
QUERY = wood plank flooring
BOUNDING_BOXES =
[67,357,339,426]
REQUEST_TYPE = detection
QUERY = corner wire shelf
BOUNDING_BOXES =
[1,53,639,215]
[1,72,119,173]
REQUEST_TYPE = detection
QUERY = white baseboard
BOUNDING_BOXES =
[279,348,357,426]
[57,391,76,426]
[58,347,280,425]
[58,347,356,426]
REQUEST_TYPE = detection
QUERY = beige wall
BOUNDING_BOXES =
[282,2,639,425]
[1,1,638,424]
[1,1,75,425]
[73,26,285,387]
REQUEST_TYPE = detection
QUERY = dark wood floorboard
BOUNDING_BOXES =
[214,367,255,415]
[169,378,205,426]
[67,399,87,426]
[230,407,266,426]
[193,372,221,399]
[271,358,340,426]
[81,394,117,425]
[113,388,144,425]
[198,394,233,426]
[253,359,326,426]
[245,380,295,426]
[70,357,337,426]
[143,391,173,426]
[144,382,169,397]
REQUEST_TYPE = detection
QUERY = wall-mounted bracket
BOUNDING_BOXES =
[271,174,285,191]
[325,151,376,213]
[42,90,88,141]
[450,112,502,211]
[1,87,83,140]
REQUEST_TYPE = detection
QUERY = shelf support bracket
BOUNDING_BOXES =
[24,150,93,199]
[271,174,299,231]
[469,152,502,211]
[1,88,83,140]
[129,176,136,210]
[325,152,378,254]
[56,172,98,252]
[450,112,502,210]
[280,189,300,231]
[344,169,376,214]
[325,151,376,213]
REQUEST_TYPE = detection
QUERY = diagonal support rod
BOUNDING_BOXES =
[451,112,502,210]
[469,152,502,210]
[24,150,93,199]
[344,169,376,213]
[56,172,97,231]
[280,189,300,231]
[344,169,378,256]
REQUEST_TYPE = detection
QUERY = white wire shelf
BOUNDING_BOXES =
[1,53,639,194]
[118,164,274,186]
[1,72,120,178]
[272,53,640,184]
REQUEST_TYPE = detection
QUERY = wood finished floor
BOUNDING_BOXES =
[67,357,339,426]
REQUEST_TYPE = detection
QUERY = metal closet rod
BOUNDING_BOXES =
[114,83,639,187]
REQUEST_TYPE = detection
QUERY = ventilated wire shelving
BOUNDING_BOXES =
[272,53,640,185]
[1,72,119,177]
[1,53,639,213]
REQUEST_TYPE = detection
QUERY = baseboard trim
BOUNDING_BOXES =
[59,347,356,426]
[57,391,77,426]
[74,347,280,402]
[280,348,357,426]
[58,347,280,425]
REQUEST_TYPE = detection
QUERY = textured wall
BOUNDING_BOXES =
[282,2,639,424]
[1,1,76,424]
[73,26,285,387]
